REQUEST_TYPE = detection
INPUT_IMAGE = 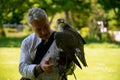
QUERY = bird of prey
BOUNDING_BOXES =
[54,18,88,69]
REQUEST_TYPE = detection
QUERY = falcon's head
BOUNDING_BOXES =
[56,18,66,31]
[56,18,64,25]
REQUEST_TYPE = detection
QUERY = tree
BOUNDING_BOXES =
[97,0,120,30]
[0,0,35,36]
[0,0,92,37]
[47,0,91,29]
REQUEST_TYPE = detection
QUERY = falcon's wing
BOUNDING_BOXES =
[66,26,86,45]
[55,32,77,48]
[65,26,88,67]
[55,32,82,69]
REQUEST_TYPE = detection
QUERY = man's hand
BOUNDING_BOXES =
[40,57,54,73]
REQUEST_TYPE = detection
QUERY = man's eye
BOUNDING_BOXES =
[38,28,41,31]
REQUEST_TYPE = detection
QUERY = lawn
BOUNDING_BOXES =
[0,48,21,80]
[0,43,120,80]
[68,47,120,80]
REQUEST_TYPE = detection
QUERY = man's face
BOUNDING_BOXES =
[31,18,51,40]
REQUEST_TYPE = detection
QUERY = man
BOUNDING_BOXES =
[19,7,61,80]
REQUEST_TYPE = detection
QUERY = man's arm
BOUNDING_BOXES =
[19,39,36,79]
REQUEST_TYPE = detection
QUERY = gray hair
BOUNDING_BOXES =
[27,7,48,23]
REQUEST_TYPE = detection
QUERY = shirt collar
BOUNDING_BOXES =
[35,30,54,49]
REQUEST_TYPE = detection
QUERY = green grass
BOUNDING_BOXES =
[0,37,25,47]
[0,48,21,80]
[0,29,120,80]
[68,47,120,80]
[0,27,31,47]
[0,44,120,80]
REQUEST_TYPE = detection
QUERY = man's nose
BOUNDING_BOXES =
[41,31,44,35]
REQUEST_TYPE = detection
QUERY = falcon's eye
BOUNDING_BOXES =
[61,19,64,22]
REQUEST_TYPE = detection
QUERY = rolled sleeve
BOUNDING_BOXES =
[19,39,36,79]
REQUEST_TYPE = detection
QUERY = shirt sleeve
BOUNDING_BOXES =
[19,39,36,79]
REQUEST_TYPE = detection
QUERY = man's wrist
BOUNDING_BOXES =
[34,65,43,77]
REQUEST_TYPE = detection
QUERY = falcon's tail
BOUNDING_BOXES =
[75,48,88,67]
[60,45,82,69]
[64,48,82,69]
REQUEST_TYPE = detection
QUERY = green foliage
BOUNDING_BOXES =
[80,27,89,38]
[97,0,120,11]
[97,0,120,30]
[0,0,35,25]
[0,0,91,27]
[1,0,120,38]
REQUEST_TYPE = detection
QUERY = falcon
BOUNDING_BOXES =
[55,18,88,69]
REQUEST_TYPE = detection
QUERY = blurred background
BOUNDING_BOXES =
[0,0,120,80]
